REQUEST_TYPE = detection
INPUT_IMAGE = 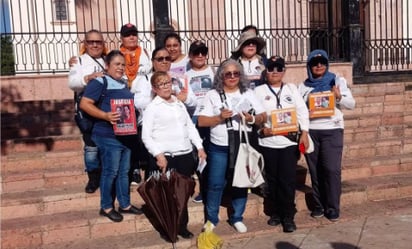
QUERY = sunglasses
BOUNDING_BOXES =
[122,32,138,38]
[156,80,172,88]
[246,42,257,47]
[191,48,208,56]
[85,40,104,45]
[224,71,240,79]
[309,57,328,67]
[267,65,285,73]
[153,56,172,62]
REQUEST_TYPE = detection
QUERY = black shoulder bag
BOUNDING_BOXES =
[74,77,108,133]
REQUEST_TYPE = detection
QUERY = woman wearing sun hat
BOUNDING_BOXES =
[231,31,267,88]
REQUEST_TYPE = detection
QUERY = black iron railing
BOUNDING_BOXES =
[0,0,411,76]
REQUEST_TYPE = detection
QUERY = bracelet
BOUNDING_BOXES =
[247,115,255,125]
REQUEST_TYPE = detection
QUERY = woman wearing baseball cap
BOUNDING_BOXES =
[254,56,310,233]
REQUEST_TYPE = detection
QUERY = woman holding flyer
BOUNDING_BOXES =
[298,49,355,222]
[80,50,142,222]
[254,56,310,233]
[197,59,266,233]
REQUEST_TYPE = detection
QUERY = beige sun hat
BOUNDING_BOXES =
[231,30,266,57]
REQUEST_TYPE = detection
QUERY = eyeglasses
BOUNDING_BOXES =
[267,66,285,73]
[85,40,104,46]
[309,57,328,67]
[156,81,172,88]
[153,56,172,62]
[223,71,240,79]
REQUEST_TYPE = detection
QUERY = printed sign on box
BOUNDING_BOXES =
[308,92,335,118]
[270,107,298,135]
[111,99,138,135]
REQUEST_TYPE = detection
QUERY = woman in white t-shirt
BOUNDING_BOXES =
[198,59,266,233]
[164,33,190,78]
[231,31,266,89]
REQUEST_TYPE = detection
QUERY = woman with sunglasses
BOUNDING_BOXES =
[184,40,215,204]
[231,30,266,89]
[131,47,197,179]
[132,47,197,125]
[198,59,266,233]
[119,23,152,88]
[298,49,355,222]
[68,29,107,194]
[141,71,206,240]
[254,56,310,233]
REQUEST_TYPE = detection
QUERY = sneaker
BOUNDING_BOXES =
[131,169,142,185]
[325,210,340,222]
[310,208,324,218]
[233,221,247,233]
[192,194,203,203]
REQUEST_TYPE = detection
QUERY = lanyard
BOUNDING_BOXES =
[88,54,105,71]
[266,83,284,109]
[218,91,234,130]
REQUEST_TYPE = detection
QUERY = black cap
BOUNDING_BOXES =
[120,23,138,37]
[266,56,285,69]
[189,40,208,55]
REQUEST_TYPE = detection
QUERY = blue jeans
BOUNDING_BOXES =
[206,143,247,225]
[83,133,100,172]
[84,145,100,172]
[92,135,131,210]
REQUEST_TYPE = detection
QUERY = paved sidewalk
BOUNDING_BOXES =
[221,200,412,249]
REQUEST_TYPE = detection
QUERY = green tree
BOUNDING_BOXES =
[1,36,16,75]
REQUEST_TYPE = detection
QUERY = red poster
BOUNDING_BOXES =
[111,99,138,135]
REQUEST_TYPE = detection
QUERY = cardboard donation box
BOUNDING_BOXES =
[270,108,298,135]
[308,92,335,118]
[111,99,138,135]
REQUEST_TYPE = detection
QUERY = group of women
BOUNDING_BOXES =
[69,25,355,239]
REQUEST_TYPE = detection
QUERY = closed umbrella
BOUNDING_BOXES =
[138,170,195,248]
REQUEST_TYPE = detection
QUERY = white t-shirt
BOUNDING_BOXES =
[254,83,310,148]
[170,55,190,78]
[241,57,264,82]
[198,89,265,146]
[184,66,215,116]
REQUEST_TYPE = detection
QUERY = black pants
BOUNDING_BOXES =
[147,152,196,232]
[261,145,299,219]
[304,129,343,215]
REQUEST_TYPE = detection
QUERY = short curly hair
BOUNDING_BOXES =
[213,59,249,94]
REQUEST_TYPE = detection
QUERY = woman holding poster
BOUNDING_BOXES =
[254,56,310,233]
[80,50,142,222]
[298,49,355,222]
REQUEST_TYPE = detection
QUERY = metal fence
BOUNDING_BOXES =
[0,0,411,76]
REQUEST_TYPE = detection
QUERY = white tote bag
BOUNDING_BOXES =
[232,117,265,188]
